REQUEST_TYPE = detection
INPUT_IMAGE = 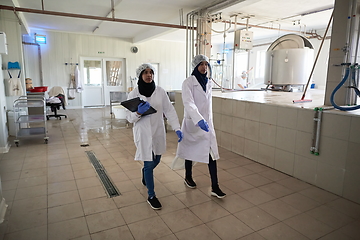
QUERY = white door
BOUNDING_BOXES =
[81,58,104,107]
[81,57,126,107]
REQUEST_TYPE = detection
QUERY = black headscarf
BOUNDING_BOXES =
[192,63,208,92]
[138,69,155,97]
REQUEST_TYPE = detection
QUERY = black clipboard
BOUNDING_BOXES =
[121,97,157,116]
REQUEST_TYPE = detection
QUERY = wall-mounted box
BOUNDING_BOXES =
[234,30,253,50]
[0,32,8,55]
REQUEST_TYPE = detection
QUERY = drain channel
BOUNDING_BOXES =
[85,151,120,197]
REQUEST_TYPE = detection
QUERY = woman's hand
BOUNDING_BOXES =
[137,101,150,115]
[176,130,183,142]
[197,119,209,132]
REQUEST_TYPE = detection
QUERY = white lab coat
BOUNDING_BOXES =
[176,75,219,163]
[75,65,83,93]
[126,86,180,161]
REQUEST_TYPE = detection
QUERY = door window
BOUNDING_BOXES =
[106,61,123,86]
[84,60,102,86]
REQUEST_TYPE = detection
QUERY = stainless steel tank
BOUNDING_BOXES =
[264,34,314,87]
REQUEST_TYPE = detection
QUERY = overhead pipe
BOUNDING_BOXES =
[186,11,198,76]
[22,42,43,86]
[184,0,245,75]
[221,20,313,35]
[254,7,334,30]
[111,0,115,19]
[93,0,122,33]
[0,5,193,30]
[207,0,247,13]
[179,8,184,26]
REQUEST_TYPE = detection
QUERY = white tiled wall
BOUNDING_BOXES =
[174,92,360,204]
[211,96,360,204]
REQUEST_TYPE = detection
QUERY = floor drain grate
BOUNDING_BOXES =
[85,151,120,197]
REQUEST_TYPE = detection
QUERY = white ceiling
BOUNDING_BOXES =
[1,0,334,44]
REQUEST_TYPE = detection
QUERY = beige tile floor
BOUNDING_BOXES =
[0,107,360,240]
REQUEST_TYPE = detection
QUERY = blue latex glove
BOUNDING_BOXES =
[198,119,209,132]
[176,130,183,142]
[137,101,150,114]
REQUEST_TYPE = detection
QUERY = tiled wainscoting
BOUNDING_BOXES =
[175,90,360,204]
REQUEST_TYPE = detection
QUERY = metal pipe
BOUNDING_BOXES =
[111,0,115,19]
[179,8,183,26]
[221,23,226,92]
[246,51,250,88]
[314,110,323,155]
[0,5,192,30]
[223,19,313,35]
[231,15,237,90]
[206,0,244,13]
[349,14,360,106]
[268,53,273,86]
[38,43,43,86]
[186,11,196,76]
[344,0,356,64]
[197,16,201,56]
[354,15,360,63]
[192,13,195,58]
[254,7,333,30]
[22,42,43,86]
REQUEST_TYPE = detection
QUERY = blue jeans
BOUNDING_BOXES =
[143,153,161,198]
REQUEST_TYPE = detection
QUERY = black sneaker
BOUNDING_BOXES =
[141,168,146,186]
[211,187,226,199]
[147,196,162,210]
[184,177,197,188]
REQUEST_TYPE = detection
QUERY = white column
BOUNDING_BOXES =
[324,0,359,106]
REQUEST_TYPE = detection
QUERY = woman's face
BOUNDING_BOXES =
[197,61,208,74]
[141,68,154,83]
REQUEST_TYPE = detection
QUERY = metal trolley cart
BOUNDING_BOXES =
[13,96,48,146]
[110,91,128,118]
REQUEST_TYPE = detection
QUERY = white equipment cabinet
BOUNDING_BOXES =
[13,96,48,146]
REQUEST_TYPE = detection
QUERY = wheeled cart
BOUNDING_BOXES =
[13,96,48,146]
[110,91,128,118]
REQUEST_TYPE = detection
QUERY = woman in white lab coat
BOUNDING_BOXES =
[126,63,183,210]
[176,55,226,198]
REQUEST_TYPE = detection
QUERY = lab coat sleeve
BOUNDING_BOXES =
[162,91,180,131]
[125,89,142,123]
[182,78,203,125]
[126,110,142,123]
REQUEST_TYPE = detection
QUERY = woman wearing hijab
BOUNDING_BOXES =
[176,55,226,198]
[126,63,183,210]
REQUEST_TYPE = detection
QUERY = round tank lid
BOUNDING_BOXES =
[267,34,313,51]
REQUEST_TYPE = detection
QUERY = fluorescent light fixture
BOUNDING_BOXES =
[35,34,46,44]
